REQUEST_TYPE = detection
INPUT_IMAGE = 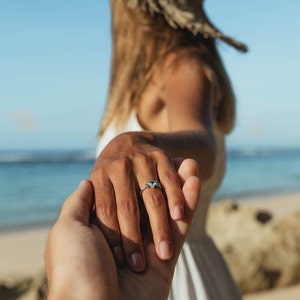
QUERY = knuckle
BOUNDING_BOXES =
[145,192,165,208]
[153,148,168,159]
[117,199,139,217]
[134,153,151,166]
[90,167,107,183]
[115,157,132,173]
[96,202,116,220]
[163,170,179,184]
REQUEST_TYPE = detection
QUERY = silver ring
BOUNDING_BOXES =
[140,180,162,195]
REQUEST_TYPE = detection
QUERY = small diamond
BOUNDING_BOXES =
[147,180,161,188]
[148,180,158,188]
[140,180,162,195]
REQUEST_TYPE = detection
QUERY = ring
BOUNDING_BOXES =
[140,180,162,195]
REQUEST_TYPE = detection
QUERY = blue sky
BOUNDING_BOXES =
[0,0,299,151]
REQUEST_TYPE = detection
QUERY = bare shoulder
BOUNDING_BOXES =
[161,52,210,99]
[160,52,214,131]
[137,52,213,132]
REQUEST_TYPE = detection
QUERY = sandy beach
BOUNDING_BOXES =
[237,192,300,299]
[0,226,51,279]
[1,192,300,299]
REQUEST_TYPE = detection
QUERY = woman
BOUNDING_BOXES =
[90,0,247,299]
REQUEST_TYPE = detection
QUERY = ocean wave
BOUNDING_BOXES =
[227,148,300,158]
[0,150,96,163]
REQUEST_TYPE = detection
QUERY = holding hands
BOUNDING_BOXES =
[90,132,190,271]
[46,158,200,300]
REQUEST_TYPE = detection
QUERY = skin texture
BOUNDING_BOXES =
[90,56,216,271]
[46,159,200,300]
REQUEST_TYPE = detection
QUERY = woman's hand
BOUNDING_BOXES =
[90,131,191,272]
[46,159,200,300]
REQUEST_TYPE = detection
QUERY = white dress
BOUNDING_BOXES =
[96,112,241,300]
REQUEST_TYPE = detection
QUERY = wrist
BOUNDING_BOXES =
[47,284,113,300]
[47,273,114,300]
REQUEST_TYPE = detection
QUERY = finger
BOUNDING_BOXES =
[59,180,94,224]
[135,155,173,261]
[141,175,200,279]
[176,158,199,181]
[112,169,145,272]
[93,176,125,266]
[155,153,185,221]
[140,182,173,261]
[170,175,201,261]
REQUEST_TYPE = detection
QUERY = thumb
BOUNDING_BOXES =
[170,174,201,261]
[175,158,199,184]
[59,180,94,224]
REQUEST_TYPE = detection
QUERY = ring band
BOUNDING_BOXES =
[140,180,162,195]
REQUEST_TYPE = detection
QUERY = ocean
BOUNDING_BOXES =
[0,148,300,231]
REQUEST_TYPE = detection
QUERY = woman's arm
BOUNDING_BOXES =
[90,56,215,272]
[154,130,216,181]
[139,55,217,180]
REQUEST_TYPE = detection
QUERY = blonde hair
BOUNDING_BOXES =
[99,0,236,136]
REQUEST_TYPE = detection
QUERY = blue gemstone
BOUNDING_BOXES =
[147,180,161,188]
[149,180,158,188]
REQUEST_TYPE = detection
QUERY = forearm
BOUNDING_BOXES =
[104,130,216,181]
[47,288,105,300]
[47,259,118,300]
[153,130,216,181]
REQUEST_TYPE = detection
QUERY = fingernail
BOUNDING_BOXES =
[173,205,184,220]
[113,246,124,265]
[131,253,144,271]
[159,241,173,260]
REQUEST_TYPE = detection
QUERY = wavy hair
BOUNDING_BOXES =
[99,0,236,136]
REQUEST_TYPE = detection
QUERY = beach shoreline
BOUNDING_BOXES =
[0,226,51,279]
[1,191,300,299]
[0,221,54,236]
[234,190,300,218]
